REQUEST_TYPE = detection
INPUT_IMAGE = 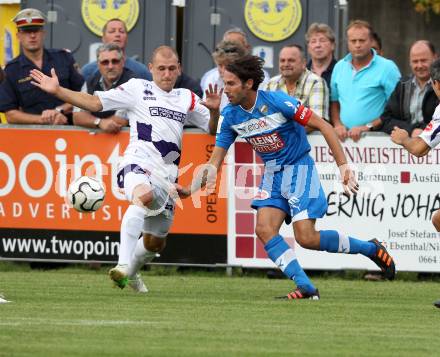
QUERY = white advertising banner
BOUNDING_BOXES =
[227,133,440,272]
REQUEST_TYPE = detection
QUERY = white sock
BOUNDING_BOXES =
[127,238,156,278]
[118,205,145,265]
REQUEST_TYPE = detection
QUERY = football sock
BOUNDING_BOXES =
[118,205,145,265]
[265,234,316,293]
[126,238,156,278]
[319,230,376,257]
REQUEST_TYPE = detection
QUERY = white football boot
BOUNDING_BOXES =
[128,273,148,293]
[0,293,10,304]
[108,264,129,289]
[109,264,148,293]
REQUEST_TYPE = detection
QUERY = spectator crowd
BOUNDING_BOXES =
[1,9,437,142]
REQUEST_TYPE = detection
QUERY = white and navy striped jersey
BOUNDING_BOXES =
[96,78,211,180]
[419,103,440,148]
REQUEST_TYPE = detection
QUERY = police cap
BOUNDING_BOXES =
[13,8,46,31]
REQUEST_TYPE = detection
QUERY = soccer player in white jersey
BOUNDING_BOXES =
[391,58,440,308]
[30,46,222,293]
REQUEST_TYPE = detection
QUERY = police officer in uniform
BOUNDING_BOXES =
[0,8,84,125]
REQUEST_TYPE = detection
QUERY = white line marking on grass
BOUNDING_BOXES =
[0,317,158,326]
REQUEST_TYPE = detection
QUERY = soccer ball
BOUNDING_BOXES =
[67,176,105,213]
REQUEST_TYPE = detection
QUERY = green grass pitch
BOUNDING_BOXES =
[1,264,439,356]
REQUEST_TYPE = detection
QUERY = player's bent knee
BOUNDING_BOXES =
[255,224,277,243]
[143,234,166,253]
[294,227,318,248]
[132,184,154,207]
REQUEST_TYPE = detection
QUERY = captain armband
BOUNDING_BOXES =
[293,105,312,126]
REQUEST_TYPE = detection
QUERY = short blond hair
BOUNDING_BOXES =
[346,19,373,37]
[150,46,180,63]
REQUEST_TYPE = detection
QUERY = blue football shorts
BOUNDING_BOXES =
[251,154,328,224]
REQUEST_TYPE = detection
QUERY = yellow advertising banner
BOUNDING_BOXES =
[0,4,20,67]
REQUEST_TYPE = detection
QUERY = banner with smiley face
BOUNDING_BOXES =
[244,0,302,42]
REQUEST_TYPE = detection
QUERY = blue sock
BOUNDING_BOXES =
[319,230,376,257]
[265,234,316,293]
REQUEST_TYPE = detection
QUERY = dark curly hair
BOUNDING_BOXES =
[225,55,265,91]
[431,58,440,83]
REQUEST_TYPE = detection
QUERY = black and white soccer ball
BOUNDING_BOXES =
[67,176,105,213]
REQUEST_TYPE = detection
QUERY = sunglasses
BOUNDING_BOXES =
[99,58,122,66]
[215,46,239,54]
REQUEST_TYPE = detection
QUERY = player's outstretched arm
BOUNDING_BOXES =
[201,84,223,135]
[308,112,359,195]
[30,68,103,113]
[391,126,431,157]
[176,146,227,198]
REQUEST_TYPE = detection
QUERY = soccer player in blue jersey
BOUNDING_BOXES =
[178,55,396,300]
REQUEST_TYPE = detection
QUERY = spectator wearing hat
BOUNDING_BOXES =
[81,18,152,82]
[0,8,84,125]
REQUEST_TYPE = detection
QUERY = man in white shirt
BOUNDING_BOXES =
[391,58,440,308]
[30,46,221,293]
[201,40,246,110]
[200,28,269,110]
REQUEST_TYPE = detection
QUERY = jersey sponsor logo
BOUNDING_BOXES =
[149,106,186,123]
[284,101,295,108]
[284,100,301,113]
[259,104,268,114]
[143,88,156,100]
[246,131,285,153]
[231,113,287,137]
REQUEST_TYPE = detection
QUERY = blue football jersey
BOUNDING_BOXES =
[216,90,313,166]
